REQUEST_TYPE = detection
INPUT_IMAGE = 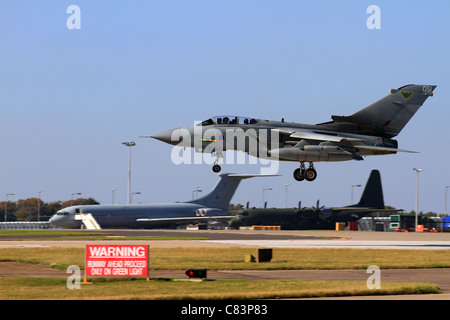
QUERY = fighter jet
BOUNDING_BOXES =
[152,84,436,181]
[49,173,272,229]
[229,170,398,230]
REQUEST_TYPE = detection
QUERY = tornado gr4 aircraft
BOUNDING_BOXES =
[152,84,436,181]
[229,170,398,230]
[49,173,271,229]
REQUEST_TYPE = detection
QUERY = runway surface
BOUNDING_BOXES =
[201,239,450,249]
[2,229,450,249]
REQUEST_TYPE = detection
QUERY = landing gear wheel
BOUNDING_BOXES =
[304,168,317,181]
[212,164,221,173]
[293,168,305,181]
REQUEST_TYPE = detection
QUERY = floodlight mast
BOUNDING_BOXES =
[445,186,450,216]
[122,141,136,204]
[413,168,423,231]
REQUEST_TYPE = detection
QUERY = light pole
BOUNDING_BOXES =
[413,168,423,231]
[4,194,14,222]
[122,141,136,204]
[131,192,141,204]
[351,185,362,204]
[71,192,82,208]
[71,192,81,200]
[445,186,450,216]
[192,186,202,200]
[262,188,272,208]
[112,188,117,204]
[37,190,42,222]
[285,184,289,208]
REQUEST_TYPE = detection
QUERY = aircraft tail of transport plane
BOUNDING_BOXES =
[349,169,384,209]
[49,173,274,229]
[151,84,436,181]
[186,173,272,210]
[229,169,397,230]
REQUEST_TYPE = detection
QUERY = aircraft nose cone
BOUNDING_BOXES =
[151,128,186,146]
[151,129,175,144]
[49,214,60,226]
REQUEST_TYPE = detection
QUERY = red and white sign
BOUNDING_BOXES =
[85,244,149,277]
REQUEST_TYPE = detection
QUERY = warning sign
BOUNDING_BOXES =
[85,244,149,277]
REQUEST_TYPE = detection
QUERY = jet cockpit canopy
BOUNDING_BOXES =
[199,115,259,126]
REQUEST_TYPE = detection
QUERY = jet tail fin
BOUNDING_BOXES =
[324,84,436,138]
[187,173,277,210]
[355,169,385,209]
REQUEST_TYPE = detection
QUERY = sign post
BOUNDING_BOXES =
[85,244,149,282]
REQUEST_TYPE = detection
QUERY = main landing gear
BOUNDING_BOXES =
[293,162,317,182]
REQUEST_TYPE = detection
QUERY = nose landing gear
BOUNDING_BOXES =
[212,151,223,173]
[293,162,317,182]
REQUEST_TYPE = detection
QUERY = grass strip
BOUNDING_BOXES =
[0,277,439,300]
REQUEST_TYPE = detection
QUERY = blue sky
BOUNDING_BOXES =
[1,1,449,214]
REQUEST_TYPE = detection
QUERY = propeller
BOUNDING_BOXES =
[312,200,325,212]
[297,201,308,211]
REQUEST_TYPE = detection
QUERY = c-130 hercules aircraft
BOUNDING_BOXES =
[152,84,436,181]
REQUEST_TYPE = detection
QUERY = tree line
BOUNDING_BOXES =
[0,197,99,222]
